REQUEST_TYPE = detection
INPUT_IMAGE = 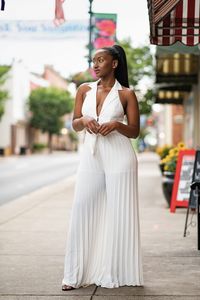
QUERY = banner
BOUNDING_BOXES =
[0,20,88,40]
[92,13,117,50]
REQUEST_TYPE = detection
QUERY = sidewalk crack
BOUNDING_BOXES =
[90,285,98,299]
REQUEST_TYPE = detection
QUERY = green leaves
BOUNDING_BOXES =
[28,87,74,135]
[119,39,155,116]
[0,65,10,121]
[119,39,154,89]
[138,89,155,115]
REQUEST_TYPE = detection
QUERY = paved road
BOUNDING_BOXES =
[0,151,80,205]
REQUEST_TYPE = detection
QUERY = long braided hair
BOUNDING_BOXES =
[101,44,129,88]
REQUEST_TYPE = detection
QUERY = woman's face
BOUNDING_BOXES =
[92,49,116,78]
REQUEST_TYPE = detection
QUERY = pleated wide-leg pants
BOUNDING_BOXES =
[62,131,144,288]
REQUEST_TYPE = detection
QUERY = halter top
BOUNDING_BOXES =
[82,79,125,123]
[81,79,125,155]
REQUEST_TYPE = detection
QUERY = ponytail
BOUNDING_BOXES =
[101,44,129,88]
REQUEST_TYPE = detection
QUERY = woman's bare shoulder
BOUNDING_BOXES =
[120,86,137,99]
[77,82,94,94]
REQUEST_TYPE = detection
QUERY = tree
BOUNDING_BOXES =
[28,87,74,153]
[0,66,10,121]
[70,68,96,87]
[138,89,155,115]
[119,39,154,89]
[118,39,155,115]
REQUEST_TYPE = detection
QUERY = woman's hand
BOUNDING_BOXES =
[81,116,100,134]
[98,121,118,136]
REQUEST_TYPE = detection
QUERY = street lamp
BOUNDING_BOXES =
[88,0,94,68]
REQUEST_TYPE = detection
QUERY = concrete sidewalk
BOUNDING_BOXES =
[0,152,199,299]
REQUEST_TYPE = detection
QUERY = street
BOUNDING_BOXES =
[0,151,79,205]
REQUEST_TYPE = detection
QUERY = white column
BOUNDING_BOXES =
[164,104,173,145]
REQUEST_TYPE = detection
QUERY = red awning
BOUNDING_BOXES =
[148,0,200,46]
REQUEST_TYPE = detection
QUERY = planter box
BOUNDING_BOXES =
[162,171,175,207]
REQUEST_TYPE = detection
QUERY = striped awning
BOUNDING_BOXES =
[147,0,200,46]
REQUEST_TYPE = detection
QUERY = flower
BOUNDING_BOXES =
[177,141,186,149]
[158,142,188,173]
[156,144,173,160]
[93,37,115,49]
[95,19,116,36]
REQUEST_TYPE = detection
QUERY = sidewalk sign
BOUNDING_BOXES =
[189,150,200,208]
[183,150,200,238]
[170,149,196,213]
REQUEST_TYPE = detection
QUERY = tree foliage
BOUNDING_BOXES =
[118,39,155,115]
[0,66,10,121]
[70,68,95,87]
[138,89,155,115]
[28,87,74,152]
[119,39,154,89]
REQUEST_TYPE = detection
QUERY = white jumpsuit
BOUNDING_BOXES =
[62,79,144,288]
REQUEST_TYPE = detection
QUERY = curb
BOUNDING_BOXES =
[0,174,76,225]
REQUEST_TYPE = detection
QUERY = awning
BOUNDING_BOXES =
[157,41,200,55]
[147,0,200,46]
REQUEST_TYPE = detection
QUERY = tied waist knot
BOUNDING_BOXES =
[87,129,120,155]
[89,134,98,155]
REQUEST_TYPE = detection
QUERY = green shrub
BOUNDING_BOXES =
[68,130,78,142]
[32,143,47,151]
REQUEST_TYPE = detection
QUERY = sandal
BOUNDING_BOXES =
[62,284,75,291]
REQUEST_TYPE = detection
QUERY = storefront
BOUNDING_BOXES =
[147,0,200,147]
[155,47,200,146]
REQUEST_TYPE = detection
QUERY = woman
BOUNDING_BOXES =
[62,44,144,290]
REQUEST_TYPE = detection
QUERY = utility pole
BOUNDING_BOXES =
[88,0,94,68]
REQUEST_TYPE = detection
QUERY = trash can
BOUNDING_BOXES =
[20,146,27,155]
[0,148,4,156]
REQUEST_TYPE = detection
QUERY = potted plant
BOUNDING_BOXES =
[156,144,173,174]
[158,142,187,206]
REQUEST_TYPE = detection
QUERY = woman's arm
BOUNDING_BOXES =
[71,85,85,132]
[72,84,100,134]
[115,89,140,138]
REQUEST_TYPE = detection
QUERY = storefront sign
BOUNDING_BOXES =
[170,149,196,213]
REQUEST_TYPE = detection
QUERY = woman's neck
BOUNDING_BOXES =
[98,76,116,88]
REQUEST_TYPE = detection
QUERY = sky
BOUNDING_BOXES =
[0,0,154,78]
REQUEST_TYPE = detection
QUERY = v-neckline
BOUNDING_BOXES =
[95,79,116,119]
